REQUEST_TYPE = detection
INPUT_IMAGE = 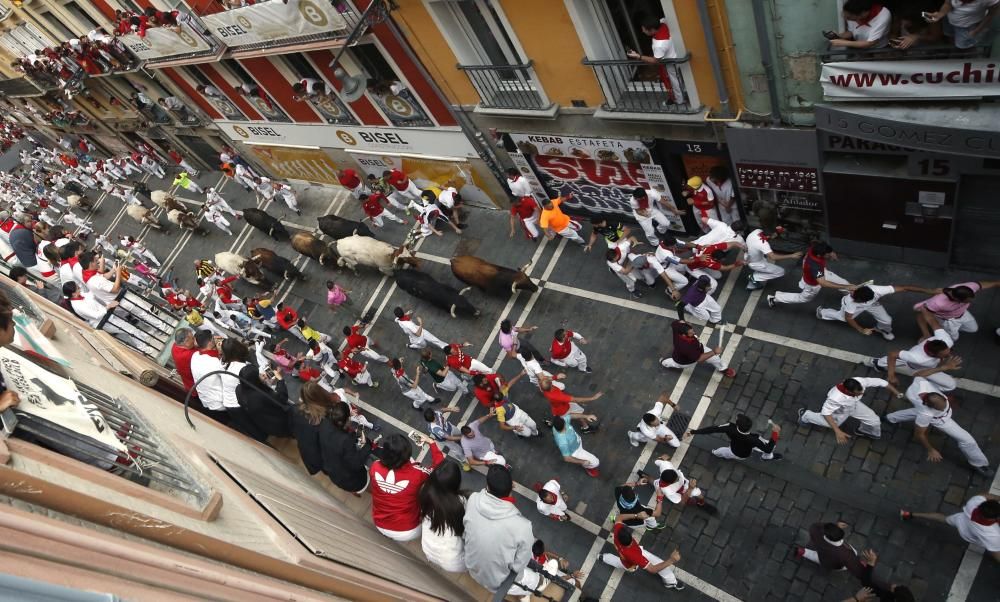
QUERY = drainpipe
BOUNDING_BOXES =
[750,0,782,125]
[696,0,732,118]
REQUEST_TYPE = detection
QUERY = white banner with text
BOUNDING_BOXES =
[120,24,211,60]
[202,0,348,47]
[821,59,1000,100]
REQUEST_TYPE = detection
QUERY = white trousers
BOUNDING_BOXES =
[801,404,881,438]
[178,160,198,174]
[886,409,988,467]
[506,406,539,437]
[480,450,507,466]
[570,445,599,469]
[403,385,435,408]
[747,260,785,283]
[712,446,774,461]
[551,348,588,372]
[520,214,540,238]
[940,312,978,341]
[686,294,722,323]
[634,209,670,246]
[435,370,468,393]
[601,549,677,586]
[406,331,447,350]
[819,302,892,332]
[280,192,298,211]
[661,354,726,371]
[774,270,848,304]
[352,368,374,387]
[359,348,389,363]
[555,223,585,244]
[612,268,638,292]
[371,209,404,227]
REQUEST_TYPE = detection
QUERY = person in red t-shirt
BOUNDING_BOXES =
[275,303,307,342]
[539,374,601,433]
[472,372,507,408]
[509,195,541,241]
[768,241,853,308]
[336,348,379,389]
[446,342,491,375]
[601,515,684,589]
[360,193,405,228]
[550,328,590,373]
[170,327,198,399]
[370,433,444,541]
[338,169,366,199]
[343,322,390,364]
[681,176,717,225]
[383,168,422,209]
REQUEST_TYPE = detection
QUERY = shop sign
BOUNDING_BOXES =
[775,195,822,212]
[220,121,479,158]
[736,163,819,193]
[201,0,347,47]
[822,60,1000,101]
[509,133,652,164]
[120,24,211,60]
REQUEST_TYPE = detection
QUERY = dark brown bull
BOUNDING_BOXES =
[450,255,538,296]
[250,248,305,280]
[243,207,290,240]
[291,232,337,266]
[318,214,374,240]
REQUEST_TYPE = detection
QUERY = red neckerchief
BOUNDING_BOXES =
[855,4,883,26]
[758,232,769,243]
[198,349,220,358]
[971,507,998,526]
[533,552,548,564]
[634,195,650,211]
[393,367,405,378]
[836,383,856,396]
[654,22,670,41]
[82,269,100,282]
[500,495,516,504]
[397,314,411,321]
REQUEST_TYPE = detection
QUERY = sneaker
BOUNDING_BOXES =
[762,452,783,461]
[746,280,764,290]
[370,422,382,432]
[585,467,600,478]
[665,582,685,591]
[543,419,553,428]
[647,520,666,531]
[971,465,993,478]
[636,469,650,482]
[371,381,380,389]
[794,546,806,558]
[766,295,776,308]
[899,509,912,521]
[630,290,644,299]
[869,357,886,372]
[815,307,824,320]
[722,368,736,378]
[877,329,896,341]
[584,367,593,373]
[579,424,597,435]
[797,408,808,424]
[412,400,423,410]
[461,462,472,472]
[628,431,640,448]
[852,425,878,440]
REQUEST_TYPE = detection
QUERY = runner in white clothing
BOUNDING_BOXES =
[391,357,439,409]
[740,226,802,290]
[629,187,674,246]
[817,283,935,340]
[901,495,1000,559]
[203,203,233,235]
[872,310,958,392]
[799,377,902,443]
[886,376,990,476]
[535,479,570,521]
[392,307,447,350]
[205,188,242,219]
[627,393,681,448]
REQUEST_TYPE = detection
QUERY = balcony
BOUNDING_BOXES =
[583,54,700,116]
[456,62,555,115]
[118,22,222,67]
[198,0,361,55]
[818,43,991,63]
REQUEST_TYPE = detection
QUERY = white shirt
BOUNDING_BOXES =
[745,229,774,264]
[820,377,887,416]
[655,245,682,268]
[692,218,738,246]
[650,18,678,60]
[847,6,891,44]
[507,176,532,198]
[654,458,689,504]
[438,187,458,209]
[69,293,107,327]
[841,285,895,315]
[85,271,117,306]
[535,480,567,516]
[898,328,953,369]
[190,350,226,411]
[904,377,952,428]
[949,495,1000,552]
[948,0,999,27]
[706,177,733,205]
[221,361,247,409]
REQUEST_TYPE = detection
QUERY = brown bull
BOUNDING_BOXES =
[450,255,538,296]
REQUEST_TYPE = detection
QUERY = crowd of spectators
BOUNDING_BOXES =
[827,0,997,52]
[10,29,135,94]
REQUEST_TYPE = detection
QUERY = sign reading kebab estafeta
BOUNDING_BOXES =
[821,59,1000,100]
[202,0,347,47]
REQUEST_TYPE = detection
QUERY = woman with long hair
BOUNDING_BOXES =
[418,461,467,572]
[234,359,291,443]
[288,380,335,475]
[320,393,373,496]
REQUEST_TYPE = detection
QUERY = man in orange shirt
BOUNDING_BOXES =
[540,193,585,245]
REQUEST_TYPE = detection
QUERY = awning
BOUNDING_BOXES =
[815,103,1000,159]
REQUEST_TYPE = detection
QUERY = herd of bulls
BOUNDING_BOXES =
[218,208,539,318]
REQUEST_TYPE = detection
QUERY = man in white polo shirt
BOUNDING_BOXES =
[739,225,802,290]
[799,377,901,443]
[631,16,684,104]
[817,282,936,341]
[887,376,991,477]
[871,309,959,392]
[829,0,892,49]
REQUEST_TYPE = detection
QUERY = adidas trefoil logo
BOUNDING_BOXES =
[375,470,410,494]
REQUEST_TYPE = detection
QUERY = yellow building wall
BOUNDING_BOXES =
[391,2,481,106]
[671,0,720,112]
[496,0,604,107]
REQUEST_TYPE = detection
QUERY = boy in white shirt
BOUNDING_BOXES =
[627,394,680,448]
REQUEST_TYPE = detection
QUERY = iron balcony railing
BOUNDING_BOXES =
[456,62,552,111]
[819,43,991,63]
[583,53,700,115]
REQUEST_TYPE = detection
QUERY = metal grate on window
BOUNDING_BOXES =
[14,381,206,504]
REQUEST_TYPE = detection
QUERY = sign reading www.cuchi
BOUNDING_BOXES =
[821,59,1000,100]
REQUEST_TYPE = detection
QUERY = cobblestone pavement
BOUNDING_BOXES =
[68,165,1000,601]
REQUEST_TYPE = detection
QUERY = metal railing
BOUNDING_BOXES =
[819,43,991,63]
[457,62,552,111]
[583,54,700,115]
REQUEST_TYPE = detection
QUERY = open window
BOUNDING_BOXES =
[349,43,433,126]
[280,53,358,125]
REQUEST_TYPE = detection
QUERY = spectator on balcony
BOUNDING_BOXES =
[828,0,892,49]
[235,82,275,111]
[629,16,683,105]
[926,0,999,49]
[292,78,332,102]
[158,96,197,122]
[890,10,945,49]
[196,84,226,100]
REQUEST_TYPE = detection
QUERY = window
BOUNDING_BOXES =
[62,1,102,33]
[600,0,663,58]
[453,0,524,67]
[35,10,75,41]
[351,43,400,89]
[279,53,358,125]
[220,59,289,122]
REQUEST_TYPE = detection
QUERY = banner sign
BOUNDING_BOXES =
[221,121,479,158]
[120,24,211,60]
[821,60,1000,100]
[510,133,652,164]
[246,146,341,186]
[0,347,126,455]
[202,0,348,47]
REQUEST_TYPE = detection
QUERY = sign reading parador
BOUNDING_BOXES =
[202,0,347,47]
[221,120,480,158]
